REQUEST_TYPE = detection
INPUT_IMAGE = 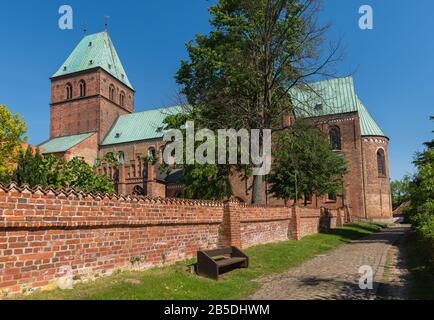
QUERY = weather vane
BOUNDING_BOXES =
[104,16,111,31]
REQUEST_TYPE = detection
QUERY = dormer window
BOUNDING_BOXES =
[108,64,112,69]
[89,60,93,65]
[88,42,92,47]
[63,66,67,71]
[79,80,86,97]
[65,83,72,100]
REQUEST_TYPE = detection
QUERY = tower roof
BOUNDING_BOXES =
[290,77,386,137]
[52,31,133,90]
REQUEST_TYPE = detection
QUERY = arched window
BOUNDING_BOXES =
[109,85,115,101]
[79,80,86,97]
[120,91,125,107]
[148,147,156,159]
[66,83,72,100]
[329,126,341,150]
[377,149,386,176]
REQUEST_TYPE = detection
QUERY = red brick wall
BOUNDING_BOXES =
[0,186,340,296]
[238,205,292,247]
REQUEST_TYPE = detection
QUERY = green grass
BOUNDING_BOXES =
[19,222,385,300]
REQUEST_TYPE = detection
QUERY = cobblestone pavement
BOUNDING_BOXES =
[248,225,411,300]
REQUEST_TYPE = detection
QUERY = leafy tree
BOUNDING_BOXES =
[12,149,115,193]
[267,120,347,205]
[405,116,434,267]
[391,175,412,210]
[162,109,234,200]
[13,147,47,187]
[176,0,340,203]
[0,105,27,184]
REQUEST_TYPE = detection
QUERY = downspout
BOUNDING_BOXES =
[360,136,368,220]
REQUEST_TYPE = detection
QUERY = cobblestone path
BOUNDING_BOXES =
[248,225,411,300]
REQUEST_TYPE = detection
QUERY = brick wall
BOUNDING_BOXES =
[0,185,342,296]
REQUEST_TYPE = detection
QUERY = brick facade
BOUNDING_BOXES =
[0,185,343,296]
[45,37,392,222]
[50,68,134,143]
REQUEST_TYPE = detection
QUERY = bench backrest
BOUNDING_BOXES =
[202,247,233,257]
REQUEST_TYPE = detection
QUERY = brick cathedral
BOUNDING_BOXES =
[39,31,392,221]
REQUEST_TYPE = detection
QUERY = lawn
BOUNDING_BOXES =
[19,222,385,300]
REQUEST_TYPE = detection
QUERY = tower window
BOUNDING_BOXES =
[79,80,86,97]
[329,126,341,150]
[120,91,125,107]
[66,83,72,100]
[377,149,386,176]
[109,85,115,101]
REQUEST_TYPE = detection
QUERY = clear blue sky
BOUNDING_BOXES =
[1,1,432,180]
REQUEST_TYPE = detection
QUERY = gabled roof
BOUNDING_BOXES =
[101,106,183,146]
[39,132,96,154]
[290,77,386,137]
[52,31,133,90]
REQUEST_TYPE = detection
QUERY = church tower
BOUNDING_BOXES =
[49,31,134,144]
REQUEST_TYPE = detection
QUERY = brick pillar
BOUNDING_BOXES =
[336,208,343,228]
[145,164,166,198]
[117,164,127,194]
[224,201,242,248]
[291,205,302,240]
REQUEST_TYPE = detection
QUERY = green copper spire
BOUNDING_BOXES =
[52,31,133,90]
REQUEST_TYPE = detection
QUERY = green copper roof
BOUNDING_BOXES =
[39,132,96,154]
[291,77,386,137]
[52,31,133,90]
[101,106,183,146]
[101,77,385,146]
[356,96,386,136]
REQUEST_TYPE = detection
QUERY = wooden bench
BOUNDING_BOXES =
[197,246,249,280]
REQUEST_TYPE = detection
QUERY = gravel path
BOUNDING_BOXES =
[248,225,411,300]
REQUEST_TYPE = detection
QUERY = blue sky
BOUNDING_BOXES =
[0,0,432,180]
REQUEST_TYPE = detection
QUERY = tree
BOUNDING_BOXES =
[267,120,347,205]
[391,175,412,210]
[0,105,27,184]
[405,117,434,267]
[176,0,340,203]
[13,147,47,187]
[12,149,115,193]
[162,108,234,200]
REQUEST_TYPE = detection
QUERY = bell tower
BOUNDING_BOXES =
[49,31,134,143]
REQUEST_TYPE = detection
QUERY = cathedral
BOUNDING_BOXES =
[39,31,392,221]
